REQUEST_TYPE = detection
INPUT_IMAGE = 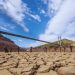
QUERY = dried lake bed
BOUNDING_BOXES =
[0,52,75,75]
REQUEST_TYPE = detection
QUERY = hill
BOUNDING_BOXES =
[0,34,26,52]
[32,39,75,52]
[36,39,74,48]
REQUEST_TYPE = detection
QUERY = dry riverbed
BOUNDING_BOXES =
[0,52,75,75]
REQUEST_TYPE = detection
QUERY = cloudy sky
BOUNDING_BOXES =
[0,0,75,47]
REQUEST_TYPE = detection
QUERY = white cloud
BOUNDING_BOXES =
[19,23,29,32]
[49,0,64,12]
[63,21,75,37]
[0,0,29,32]
[27,41,46,47]
[39,0,75,42]
[18,39,23,42]
[40,9,46,14]
[42,0,48,4]
[26,12,41,22]
[30,14,41,22]
[39,34,58,42]
[0,25,9,31]
[0,18,16,31]
[42,0,64,16]
[0,0,41,32]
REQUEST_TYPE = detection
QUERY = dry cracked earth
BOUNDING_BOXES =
[0,52,75,75]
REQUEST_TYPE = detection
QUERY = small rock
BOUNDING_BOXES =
[23,65,34,72]
[36,60,45,65]
[0,69,13,75]
[9,68,23,75]
[0,59,6,64]
[37,65,50,73]
[57,66,75,75]
[36,70,58,75]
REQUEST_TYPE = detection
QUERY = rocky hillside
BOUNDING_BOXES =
[0,34,14,43]
[0,34,24,52]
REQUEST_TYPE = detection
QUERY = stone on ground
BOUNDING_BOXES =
[0,69,13,75]
[37,65,50,73]
[57,66,75,75]
[36,70,58,75]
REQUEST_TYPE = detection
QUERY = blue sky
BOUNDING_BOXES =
[0,0,75,47]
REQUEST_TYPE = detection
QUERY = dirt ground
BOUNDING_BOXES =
[0,52,75,75]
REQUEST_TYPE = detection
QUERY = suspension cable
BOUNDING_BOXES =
[0,31,50,43]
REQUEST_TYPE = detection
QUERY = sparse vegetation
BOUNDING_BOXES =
[36,39,74,48]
